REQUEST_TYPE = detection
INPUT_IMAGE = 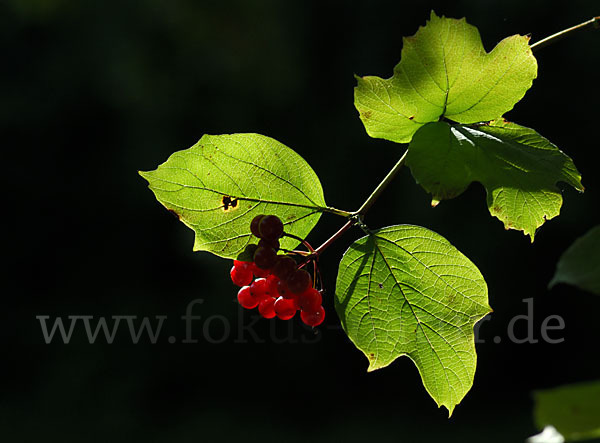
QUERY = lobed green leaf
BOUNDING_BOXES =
[406,120,583,241]
[335,224,491,415]
[354,11,537,143]
[140,133,328,259]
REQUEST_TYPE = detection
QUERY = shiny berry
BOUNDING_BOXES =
[254,246,278,269]
[233,260,252,269]
[230,263,253,287]
[240,244,258,261]
[237,286,258,309]
[258,297,276,319]
[250,215,265,238]
[258,238,279,251]
[301,305,325,327]
[276,279,291,298]
[298,288,322,312]
[251,262,271,278]
[258,215,284,241]
[265,274,280,297]
[272,256,296,281]
[287,268,312,294]
[274,296,297,320]
[249,278,270,301]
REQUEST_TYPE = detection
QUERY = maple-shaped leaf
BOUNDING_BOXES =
[405,120,583,241]
[355,11,537,143]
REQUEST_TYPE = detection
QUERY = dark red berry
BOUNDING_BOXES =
[301,305,325,327]
[276,279,291,298]
[287,268,312,294]
[258,215,284,241]
[251,262,271,278]
[250,215,265,238]
[274,296,297,320]
[276,281,298,309]
[254,246,278,269]
[237,286,258,309]
[298,288,322,312]
[250,278,270,301]
[258,297,276,319]
[230,263,253,287]
[258,238,279,251]
[239,244,258,262]
[272,256,296,281]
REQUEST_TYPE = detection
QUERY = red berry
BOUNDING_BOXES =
[250,215,265,238]
[287,268,312,294]
[233,260,252,270]
[237,286,258,309]
[272,256,296,281]
[254,246,278,270]
[250,278,270,301]
[258,215,284,241]
[298,288,322,312]
[274,296,297,320]
[230,264,253,287]
[301,305,325,327]
[276,279,291,298]
[258,297,276,319]
[276,281,298,309]
[251,262,271,278]
[266,274,280,297]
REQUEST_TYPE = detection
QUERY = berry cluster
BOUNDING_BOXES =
[229,215,325,327]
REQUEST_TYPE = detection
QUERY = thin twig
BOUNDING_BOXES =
[355,149,409,216]
[530,16,600,52]
[313,219,355,257]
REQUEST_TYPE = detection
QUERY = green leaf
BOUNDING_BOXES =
[534,380,600,441]
[140,133,328,259]
[406,120,583,241]
[549,225,600,295]
[354,11,537,143]
[335,224,491,415]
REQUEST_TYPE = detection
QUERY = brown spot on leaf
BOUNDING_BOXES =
[369,353,375,360]
[167,209,181,220]
[222,196,239,212]
[408,115,415,120]
[362,110,373,119]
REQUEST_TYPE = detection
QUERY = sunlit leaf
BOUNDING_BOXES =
[406,120,583,241]
[355,11,537,143]
[335,224,491,415]
[140,133,328,258]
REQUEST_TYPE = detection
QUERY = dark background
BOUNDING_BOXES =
[3,0,599,441]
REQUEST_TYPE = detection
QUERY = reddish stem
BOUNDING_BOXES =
[313,219,355,257]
